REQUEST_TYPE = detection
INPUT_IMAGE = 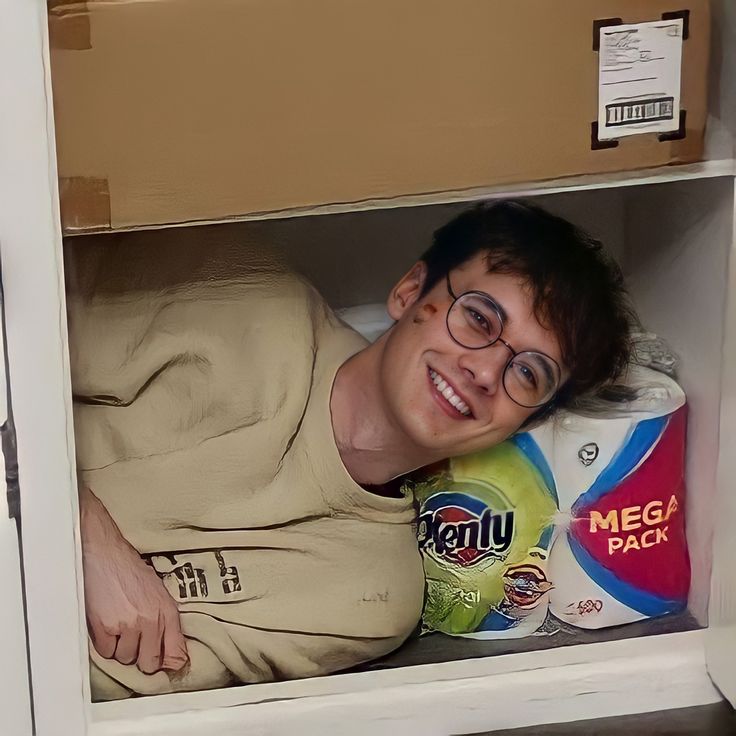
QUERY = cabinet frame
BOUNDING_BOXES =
[0,2,90,734]
[2,2,735,735]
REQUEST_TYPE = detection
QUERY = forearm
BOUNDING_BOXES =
[79,482,189,674]
[79,482,132,553]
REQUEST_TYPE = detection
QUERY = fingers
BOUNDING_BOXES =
[161,608,189,672]
[113,627,141,666]
[88,619,117,660]
[90,614,188,676]
[136,614,165,675]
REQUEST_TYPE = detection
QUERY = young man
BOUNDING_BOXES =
[72,200,633,699]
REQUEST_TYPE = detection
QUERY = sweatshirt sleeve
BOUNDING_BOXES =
[69,273,325,549]
[89,614,411,700]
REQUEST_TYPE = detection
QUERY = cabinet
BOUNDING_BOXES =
[1,1,735,735]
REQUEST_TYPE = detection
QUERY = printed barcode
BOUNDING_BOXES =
[605,97,675,127]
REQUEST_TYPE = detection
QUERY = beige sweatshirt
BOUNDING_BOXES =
[68,267,424,700]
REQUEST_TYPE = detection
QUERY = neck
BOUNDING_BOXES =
[330,336,439,486]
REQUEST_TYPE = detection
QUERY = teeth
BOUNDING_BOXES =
[429,369,472,417]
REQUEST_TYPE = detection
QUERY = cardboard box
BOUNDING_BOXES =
[48,0,710,233]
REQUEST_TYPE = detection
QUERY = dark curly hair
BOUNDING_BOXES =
[419,199,637,420]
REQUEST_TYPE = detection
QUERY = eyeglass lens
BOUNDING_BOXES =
[447,293,560,408]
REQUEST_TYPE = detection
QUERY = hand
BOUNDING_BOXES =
[80,485,189,674]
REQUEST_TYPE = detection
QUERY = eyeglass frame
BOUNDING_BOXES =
[444,274,562,408]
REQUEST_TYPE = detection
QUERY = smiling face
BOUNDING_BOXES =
[378,253,568,459]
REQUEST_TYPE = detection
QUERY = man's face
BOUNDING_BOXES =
[379,253,568,459]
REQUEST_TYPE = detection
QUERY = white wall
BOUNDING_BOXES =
[624,177,734,623]
[706,0,736,161]
[64,189,627,310]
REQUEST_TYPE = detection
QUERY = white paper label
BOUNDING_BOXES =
[597,19,684,140]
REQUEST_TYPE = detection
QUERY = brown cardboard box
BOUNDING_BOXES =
[48,0,709,234]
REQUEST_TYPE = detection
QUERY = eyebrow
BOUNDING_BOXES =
[485,293,510,326]
[451,274,512,326]
[497,302,510,326]
[534,353,556,386]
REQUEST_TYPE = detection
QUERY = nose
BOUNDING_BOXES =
[457,343,511,395]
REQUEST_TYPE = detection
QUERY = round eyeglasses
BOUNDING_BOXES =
[445,275,561,408]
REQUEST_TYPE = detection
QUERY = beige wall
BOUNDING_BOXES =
[65,190,626,309]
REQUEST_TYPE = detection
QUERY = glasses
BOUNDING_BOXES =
[445,275,561,408]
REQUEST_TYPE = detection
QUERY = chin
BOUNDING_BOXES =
[407,423,488,458]
[436,429,513,459]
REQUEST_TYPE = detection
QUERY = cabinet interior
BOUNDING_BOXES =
[64,175,732,685]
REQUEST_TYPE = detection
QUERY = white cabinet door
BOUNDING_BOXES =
[0,521,32,736]
[706,183,736,706]
[0,2,90,734]
[703,0,736,704]
[0,0,39,733]
[0,520,32,736]
[0,284,33,734]
[0,517,32,736]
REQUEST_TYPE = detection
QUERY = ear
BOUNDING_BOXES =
[386,261,428,320]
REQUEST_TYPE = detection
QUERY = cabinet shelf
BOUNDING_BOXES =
[363,611,701,671]
[63,158,736,237]
[91,626,717,735]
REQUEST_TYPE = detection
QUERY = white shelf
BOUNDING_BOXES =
[91,629,719,736]
[64,158,736,236]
